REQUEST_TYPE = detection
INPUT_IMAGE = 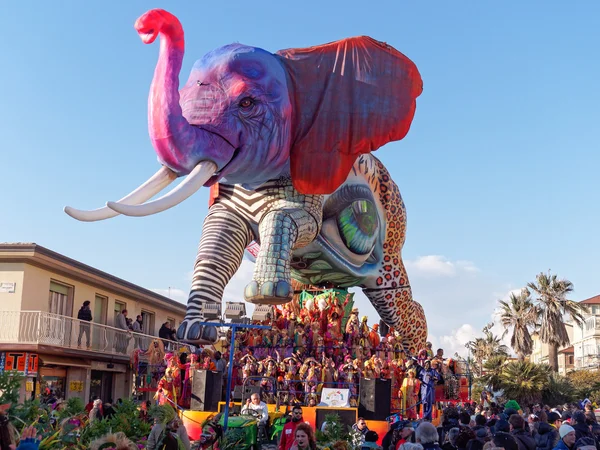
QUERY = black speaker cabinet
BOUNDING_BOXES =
[358,378,391,421]
[316,407,357,430]
[191,370,223,411]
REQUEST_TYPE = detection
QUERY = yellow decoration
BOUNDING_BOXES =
[25,381,34,392]
[69,381,84,392]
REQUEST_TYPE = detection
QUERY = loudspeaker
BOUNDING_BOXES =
[316,408,357,430]
[191,370,223,411]
[233,385,243,401]
[358,378,391,421]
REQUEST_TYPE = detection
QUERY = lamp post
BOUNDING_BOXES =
[194,320,271,432]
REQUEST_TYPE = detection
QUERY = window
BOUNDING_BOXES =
[593,305,600,315]
[94,295,108,324]
[49,281,74,316]
[114,301,126,326]
[141,310,155,335]
[568,355,574,365]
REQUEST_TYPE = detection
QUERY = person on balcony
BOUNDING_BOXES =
[133,315,143,348]
[77,300,93,348]
[115,309,130,354]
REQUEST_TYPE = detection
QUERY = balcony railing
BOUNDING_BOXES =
[0,310,195,358]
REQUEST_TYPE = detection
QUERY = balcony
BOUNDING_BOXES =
[0,310,195,360]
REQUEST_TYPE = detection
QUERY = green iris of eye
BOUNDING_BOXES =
[336,200,378,255]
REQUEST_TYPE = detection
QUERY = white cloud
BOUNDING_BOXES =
[431,323,480,358]
[405,255,480,277]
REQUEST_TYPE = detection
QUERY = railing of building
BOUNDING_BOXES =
[0,310,194,357]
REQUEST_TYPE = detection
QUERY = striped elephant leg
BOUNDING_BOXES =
[176,207,253,344]
[362,286,428,355]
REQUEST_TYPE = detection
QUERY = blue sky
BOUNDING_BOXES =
[1,1,598,355]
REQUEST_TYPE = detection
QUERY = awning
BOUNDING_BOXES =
[40,355,91,368]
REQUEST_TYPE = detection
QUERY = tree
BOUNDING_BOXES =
[466,323,509,376]
[528,271,587,371]
[567,369,600,399]
[500,361,550,405]
[542,372,575,405]
[498,288,537,360]
[481,355,507,391]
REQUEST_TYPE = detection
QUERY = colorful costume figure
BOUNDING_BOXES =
[401,368,420,420]
[155,366,181,406]
[415,360,440,421]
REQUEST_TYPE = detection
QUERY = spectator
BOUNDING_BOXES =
[441,428,460,450]
[415,422,442,450]
[353,418,370,444]
[103,399,116,419]
[571,412,594,442]
[77,300,93,348]
[393,421,415,450]
[290,423,317,450]
[147,418,191,450]
[554,425,576,450]
[493,432,519,450]
[89,399,102,423]
[362,430,383,450]
[280,405,304,450]
[115,309,129,353]
[509,414,536,450]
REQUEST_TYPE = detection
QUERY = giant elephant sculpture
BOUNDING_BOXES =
[64,9,427,353]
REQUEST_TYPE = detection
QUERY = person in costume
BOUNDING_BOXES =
[413,359,440,421]
[401,367,420,420]
[155,365,181,406]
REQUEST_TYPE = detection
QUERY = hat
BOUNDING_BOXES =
[562,411,572,421]
[559,424,575,439]
[504,400,521,411]
[547,412,561,423]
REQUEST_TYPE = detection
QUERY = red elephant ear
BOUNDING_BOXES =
[276,36,423,194]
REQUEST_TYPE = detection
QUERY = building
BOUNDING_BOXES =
[0,243,190,404]
[530,323,574,374]
[572,295,600,370]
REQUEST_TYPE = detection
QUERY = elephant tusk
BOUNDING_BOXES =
[64,166,178,222]
[106,160,217,217]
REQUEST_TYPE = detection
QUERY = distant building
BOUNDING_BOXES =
[530,323,574,375]
[572,295,600,370]
[0,243,189,403]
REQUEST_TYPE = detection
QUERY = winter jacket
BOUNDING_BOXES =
[572,422,594,442]
[552,439,572,450]
[512,428,536,450]
[536,423,559,450]
[77,306,92,322]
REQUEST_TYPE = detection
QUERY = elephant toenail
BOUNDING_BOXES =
[244,281,259,299]
[176,322,187,340]
[261,281,274,297]
[189,322,201,340]
[275,281,290,298]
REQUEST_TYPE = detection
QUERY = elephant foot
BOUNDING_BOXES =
[176,317,219,345]
[244,279,293,305]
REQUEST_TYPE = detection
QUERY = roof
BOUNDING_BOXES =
[580,295,600,305]
[558,346,574,354]
[0,243,186,313]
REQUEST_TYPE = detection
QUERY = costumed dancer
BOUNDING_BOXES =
[401,366,420,420]
[413,359,440,421]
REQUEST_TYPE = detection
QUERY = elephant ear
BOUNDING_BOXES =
[276,36,422,194]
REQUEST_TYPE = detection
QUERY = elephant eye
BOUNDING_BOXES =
[336,199,378,255]
[239,97,254,109]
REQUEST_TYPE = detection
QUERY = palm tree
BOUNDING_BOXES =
[466,323,509,376]
[528,271,587,372]
[481,355,507,391]
[500,360,550,405]
[498,288,537,360]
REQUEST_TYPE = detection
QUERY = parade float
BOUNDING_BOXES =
[64,7,470,444]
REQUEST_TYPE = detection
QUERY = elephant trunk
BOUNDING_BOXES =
[135,9,236,177]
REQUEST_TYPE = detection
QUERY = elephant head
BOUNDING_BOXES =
[64,8,422,221]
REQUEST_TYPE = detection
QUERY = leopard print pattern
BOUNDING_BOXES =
[356,154,428,355]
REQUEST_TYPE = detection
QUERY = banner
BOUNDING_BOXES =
[318,388,350,407]
[0,352,38,375]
